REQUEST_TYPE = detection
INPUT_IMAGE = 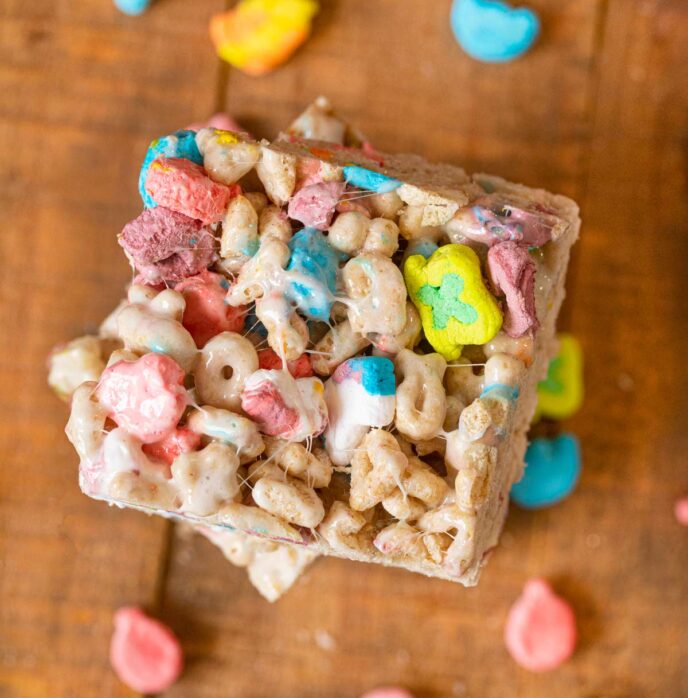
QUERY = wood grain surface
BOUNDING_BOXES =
[1,1,687,696]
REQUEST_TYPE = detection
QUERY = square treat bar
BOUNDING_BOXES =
[50,99,364,601]
[63,106,580,587]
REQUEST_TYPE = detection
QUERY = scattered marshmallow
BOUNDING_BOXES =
[210,0,319,76]
[674,496,688,526]
[504,579,576,671]
[287,181,346,230]
[110,607,183,693]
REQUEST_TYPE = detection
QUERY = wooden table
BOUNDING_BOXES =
[2,1,687,696]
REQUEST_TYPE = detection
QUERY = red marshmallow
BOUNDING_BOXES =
[142,427,201,466]
[174,270,245,347]
[258,348,313,377]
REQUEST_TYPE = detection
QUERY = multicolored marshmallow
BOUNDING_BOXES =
[404,243,502,360]
[138,130,202,208]
[210,0,319,76]
[110,607,183,693]
[324,357,396,465]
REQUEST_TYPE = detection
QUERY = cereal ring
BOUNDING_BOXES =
[394,349,447,441]
[350,429,408,512]
[311,319,371,377]
[219,194,260,270]
[171,441,241,516]
[187,405,265,463]
[48,336,105,400]
[255,292,309,361]
[252,474,325,528]
[343,253,407,336]
[194,332,259,411]
[256,145,297,206]
[116,288,198,372]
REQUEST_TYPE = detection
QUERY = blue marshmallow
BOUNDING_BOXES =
[114,0,151,15]
[511,434,581,509]
[343,165,401,194]
[450,0,540,63]
[285,228,344,321]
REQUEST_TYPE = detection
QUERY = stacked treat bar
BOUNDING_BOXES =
[50,98,579,600]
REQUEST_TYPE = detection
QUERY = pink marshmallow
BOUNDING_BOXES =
[96,354,187,444]
[145,156,239,224]
[360,690,414,698]
[487,241,539,338]
[174,270,245,347]
[674,496,688,525]
[287,181,346,230]
[110,607,183,694]
[142,427,201,467]
[504,578,576,672]
[119,206,217,285]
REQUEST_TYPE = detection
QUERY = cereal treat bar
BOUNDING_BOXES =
[62,104,579,586]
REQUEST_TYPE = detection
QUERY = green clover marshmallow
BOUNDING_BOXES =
[404,244,502,360]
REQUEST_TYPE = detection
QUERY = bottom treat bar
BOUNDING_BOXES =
[60,105,580,587]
